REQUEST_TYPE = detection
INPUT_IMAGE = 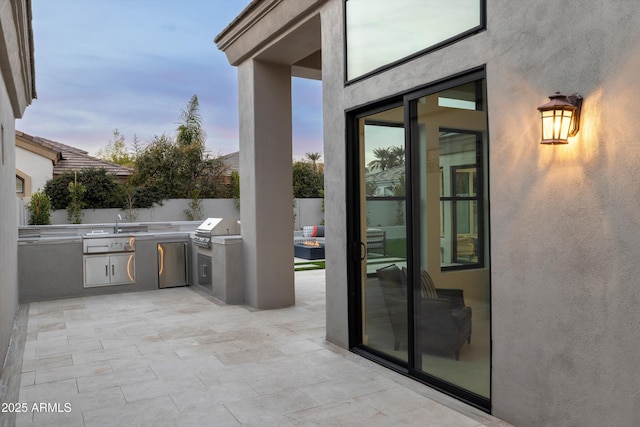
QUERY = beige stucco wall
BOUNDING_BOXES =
[15,145,53,195]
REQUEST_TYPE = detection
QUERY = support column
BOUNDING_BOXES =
[238,59,294,309]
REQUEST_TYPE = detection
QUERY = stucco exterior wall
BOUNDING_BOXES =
[319,0,349,349]
[16,145,53,195]
[0,0,35,379]
[327,1,640,426]
[0,68,19,379]
[218,0,640,424]
[487,3,640,426]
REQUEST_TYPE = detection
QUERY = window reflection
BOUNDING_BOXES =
[413,79,489,399]
[439,131,483,268]
[16,176,25,195]
[351,76,490,405]
[359,108,409,362]
[346,0,483,80]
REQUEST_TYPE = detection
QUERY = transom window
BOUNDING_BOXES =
[345,0,485,81]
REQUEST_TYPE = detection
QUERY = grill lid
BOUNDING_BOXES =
[196,218,241,236]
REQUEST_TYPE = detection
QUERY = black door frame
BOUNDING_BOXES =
[346,67,491,412]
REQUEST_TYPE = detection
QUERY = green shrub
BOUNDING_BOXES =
[44,169,123,210]
[67,180,86,224]
[26,191,52,225]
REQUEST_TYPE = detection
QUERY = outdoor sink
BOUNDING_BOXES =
[82,235,136,253]
[85,230,110,236]
[84,228,149,238]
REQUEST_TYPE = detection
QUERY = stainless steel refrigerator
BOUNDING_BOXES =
[157,242,189,288]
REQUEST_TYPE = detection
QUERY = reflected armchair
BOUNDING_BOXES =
[376,264,472,360]
[376,264,408,351]
[415,268,472,360]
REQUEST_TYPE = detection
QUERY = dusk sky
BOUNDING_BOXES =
[17,0,323,159]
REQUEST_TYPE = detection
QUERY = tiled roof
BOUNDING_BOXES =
[15,130,133,178]
[366,164,405,183]
[220,151,239,174]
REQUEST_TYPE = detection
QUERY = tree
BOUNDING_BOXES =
[67,179,86,224]
[197,157,232,198]
[305,152,322,171]
[293,160,324,198]
[230,171,240,210]
[367,145,404,171]
[130,95,232,203]
[26,191,52,225]
[175,95,207,196]
[95,129,136,167]
[130,134,181,201]
[44,169,123,210]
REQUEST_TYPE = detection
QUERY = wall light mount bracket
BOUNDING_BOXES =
[538,92,583,144]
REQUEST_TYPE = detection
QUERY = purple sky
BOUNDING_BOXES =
[17,0,323,159]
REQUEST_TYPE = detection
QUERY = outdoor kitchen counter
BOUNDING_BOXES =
[18,230,196,302]
[16,231,192,245]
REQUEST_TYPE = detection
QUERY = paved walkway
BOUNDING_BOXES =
[2,270,511,426]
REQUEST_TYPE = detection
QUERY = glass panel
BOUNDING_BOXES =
[16,176,24,194]
[440,132,481,269]
[412,79,490,398]
[346,0,483,80]
[359,107,408,362]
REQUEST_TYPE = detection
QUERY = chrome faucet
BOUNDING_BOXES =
[114,214,122,234]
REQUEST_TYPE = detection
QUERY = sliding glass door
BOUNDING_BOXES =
[355,104,408,363]
[349,71,491,409]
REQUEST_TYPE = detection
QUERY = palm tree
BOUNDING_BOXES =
[390,145,405,164]
[176,94,206,148]
[368,147,391,170]
[368,145,404,171]
[305,152,322,171]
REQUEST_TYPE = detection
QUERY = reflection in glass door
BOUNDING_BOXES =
[411,80,490,402]
[357,105,408,363]
[349,73,490,410]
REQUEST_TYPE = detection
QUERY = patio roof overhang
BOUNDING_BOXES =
[214,0,325,80]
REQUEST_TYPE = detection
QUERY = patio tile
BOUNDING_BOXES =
[223,389,319,425]
[285,400,390,426]
[298,376,395,406]
[76,365,157,393]
[168,381,259,412]
[136,404,241,427]
[106,352,181,372]
[149,355,225,380]
[7,271,511,427]
[34,360,112,384]
[18,378,78,407]
[82,395,180,427]
[119,373,206,403]
[70,344,141,365]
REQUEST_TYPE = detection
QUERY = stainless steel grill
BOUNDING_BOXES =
[193,218,241,248]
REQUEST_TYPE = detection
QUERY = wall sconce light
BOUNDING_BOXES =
[538,92,583,144]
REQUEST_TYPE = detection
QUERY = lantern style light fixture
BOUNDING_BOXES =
[537,92,583,144]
